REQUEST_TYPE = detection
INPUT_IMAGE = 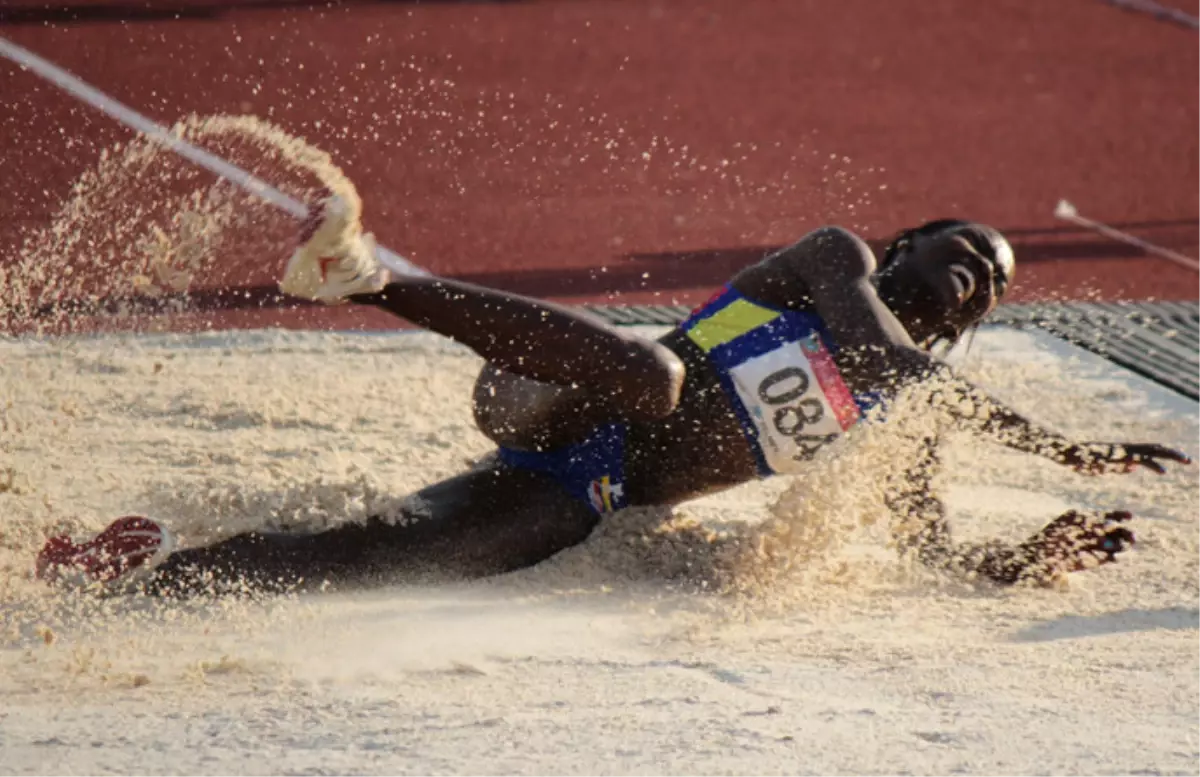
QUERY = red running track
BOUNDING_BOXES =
[1,0,1196,332]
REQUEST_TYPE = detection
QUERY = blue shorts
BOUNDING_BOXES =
[497,423,630,516]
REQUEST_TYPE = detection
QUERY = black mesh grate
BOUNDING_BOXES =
[584,301,1200,401]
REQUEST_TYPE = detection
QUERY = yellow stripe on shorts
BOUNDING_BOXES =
[685,298,781,352]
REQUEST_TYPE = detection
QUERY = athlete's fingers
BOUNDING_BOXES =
[1074,442,1192,475]
[1102,510,1133,524]
[1126,443,1191,466]
[1141,444,1192,464]
[1137,458,1167,475]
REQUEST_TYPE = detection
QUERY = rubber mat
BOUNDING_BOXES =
[585,301,1200,401]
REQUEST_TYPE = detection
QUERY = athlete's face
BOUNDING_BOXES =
[886,225,1012,345]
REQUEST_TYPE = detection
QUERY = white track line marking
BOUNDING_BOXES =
[0,35,427,278]
[1100,0,1200,30]
[1054,200,1200,273]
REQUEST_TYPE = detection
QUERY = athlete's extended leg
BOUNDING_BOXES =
[282,194,683,422]
[67,465,600,597]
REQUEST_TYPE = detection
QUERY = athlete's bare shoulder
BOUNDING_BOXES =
[728,226,918,361]
[730,226,877,309]
[791,225,878,280]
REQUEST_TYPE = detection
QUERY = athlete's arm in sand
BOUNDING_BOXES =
[888,435,1138,585]
[924,372,1192,474]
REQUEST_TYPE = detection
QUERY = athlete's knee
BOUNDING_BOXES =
[620,339,685,420]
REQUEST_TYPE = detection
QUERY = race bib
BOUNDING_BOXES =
[726,334,861,473]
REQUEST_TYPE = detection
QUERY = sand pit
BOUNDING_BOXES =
[0,111,1195,774]
[0,323,1196,775]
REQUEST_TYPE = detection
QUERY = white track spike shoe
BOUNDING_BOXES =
[280,193,390,304]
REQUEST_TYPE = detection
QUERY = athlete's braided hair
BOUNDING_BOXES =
[880,219,972,269]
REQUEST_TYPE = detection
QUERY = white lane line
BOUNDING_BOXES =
[0,35,428,278]
[1054,200,1199,273]
[1099,0,1200,30]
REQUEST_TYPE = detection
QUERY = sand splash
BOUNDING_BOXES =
[0,111,910,613]
[1,116,1195,704]
[0,114,360,336]
[0,114,373,689]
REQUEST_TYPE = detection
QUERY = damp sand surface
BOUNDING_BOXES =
[0,326,1196,775]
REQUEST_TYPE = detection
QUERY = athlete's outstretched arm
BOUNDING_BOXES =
[350,276,684,421]
[925,368,1192,474]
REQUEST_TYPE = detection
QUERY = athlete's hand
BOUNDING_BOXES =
[1011,509,1135,585]
[1058,441,1192,475]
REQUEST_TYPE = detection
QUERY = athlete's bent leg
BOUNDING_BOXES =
[143,464,599,597]
[279,194,681,421]
[352,277,683,421]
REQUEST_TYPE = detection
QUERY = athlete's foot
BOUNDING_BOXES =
[279,193,391,304]
[36,516,176,590]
